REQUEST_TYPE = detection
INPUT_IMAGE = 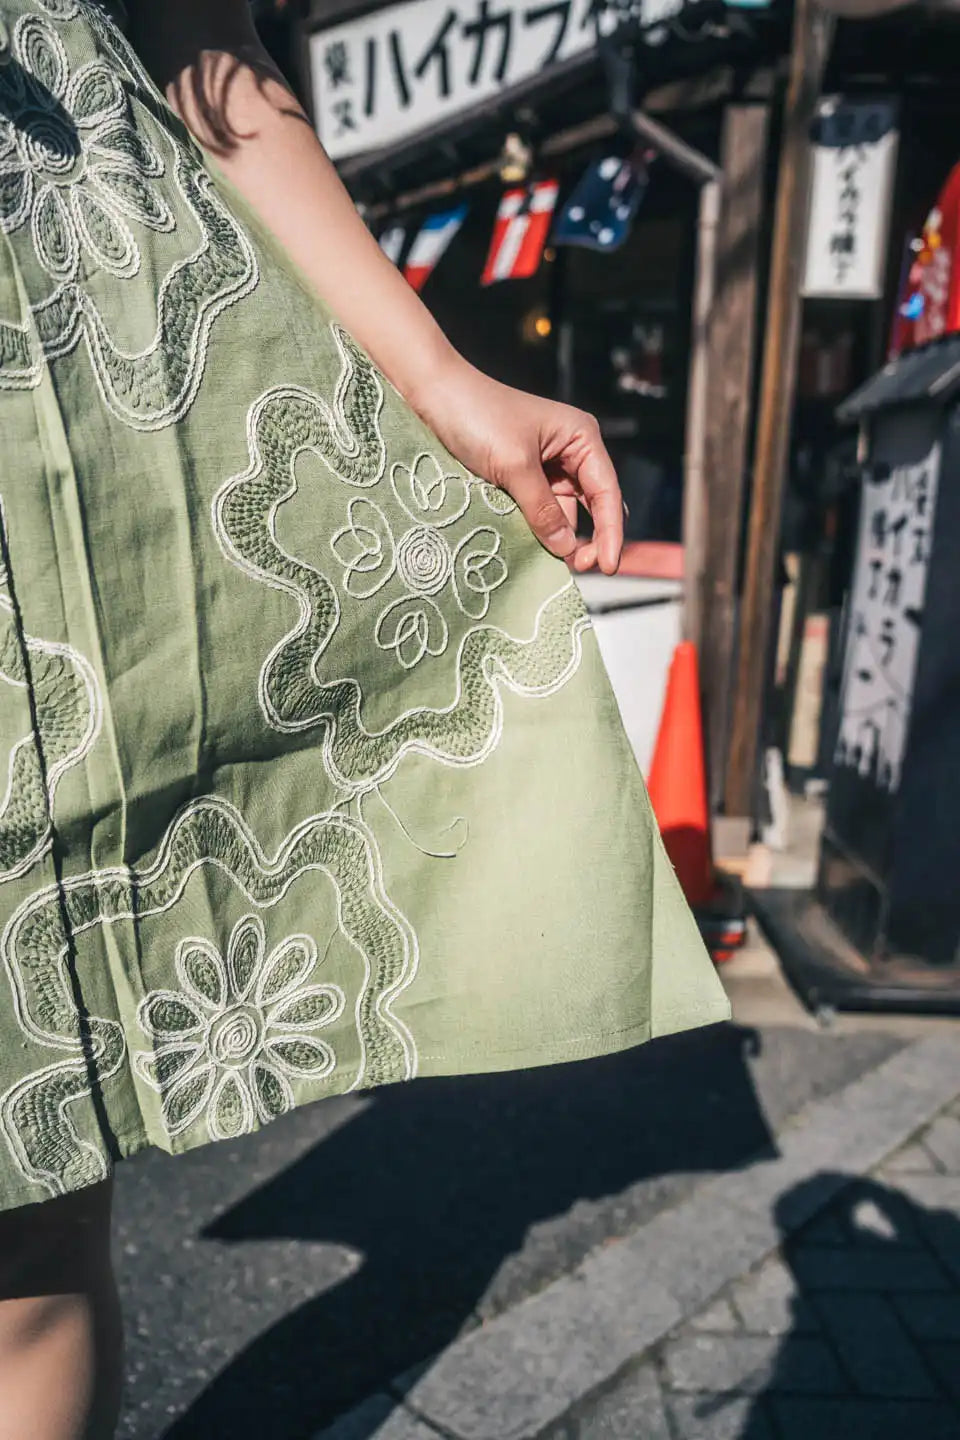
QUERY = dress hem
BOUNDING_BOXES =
[0,998,731,1214]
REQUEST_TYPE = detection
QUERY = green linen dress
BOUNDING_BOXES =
[0,0,729,1212]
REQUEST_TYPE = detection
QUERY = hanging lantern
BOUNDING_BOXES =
[499,133,533,186]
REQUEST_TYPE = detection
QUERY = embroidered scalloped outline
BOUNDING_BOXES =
[1,794,418,1195]
[0,498,103,883]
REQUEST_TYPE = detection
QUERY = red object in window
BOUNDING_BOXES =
[890,159,960,355]
[616,540,684,580]
[571,541,684,579]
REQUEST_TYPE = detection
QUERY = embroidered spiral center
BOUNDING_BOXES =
[22,111,80,179]
[208,1007,261,1068]
[396,526,451,596]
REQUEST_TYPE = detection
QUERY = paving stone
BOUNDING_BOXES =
[796,1211,849,1245]
[923,1117,960,1173]
[401,1042,960,1440]
[789,1244,950,1292]
[732,1259,818,1336]
[811,1293,937,1398]
[565,1364,671,1440]
[401,1252,683,1440]
[882,1142,941,1176]
[895,1294,960,1343]
[662,1334,844,1396]
[665,1393,775,1440]
[878,1174,960,1282]
[893,1173,960,1211]
[311,1395,442,1440]
[688,1299,742,1334]
[923,1224,960,1288]
[924,1343,960,1403]
[773,1398,960,1440]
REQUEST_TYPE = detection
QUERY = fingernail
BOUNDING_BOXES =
[547,525,576,555]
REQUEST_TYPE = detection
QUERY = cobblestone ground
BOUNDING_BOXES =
[554,1099,960,1440]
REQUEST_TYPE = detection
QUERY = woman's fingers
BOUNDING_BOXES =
[573,439,624,575]
[569,538,598,571]
[505,456,577,560]
[493,410,623,573]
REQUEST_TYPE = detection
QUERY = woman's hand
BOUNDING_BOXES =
[409,359,624,576]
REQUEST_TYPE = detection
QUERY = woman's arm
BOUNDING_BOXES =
[128,1,622,573]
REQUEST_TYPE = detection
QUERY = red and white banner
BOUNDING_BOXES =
[402,204,468,292]
[481,180,559,285]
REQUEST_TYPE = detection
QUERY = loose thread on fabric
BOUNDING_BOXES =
[367,784,468,860]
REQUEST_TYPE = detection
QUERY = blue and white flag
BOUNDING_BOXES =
[553,153,650,252]
[403,204,469,291]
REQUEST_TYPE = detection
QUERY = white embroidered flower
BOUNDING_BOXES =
[0,13,173,282]
[135,915,344,1143]
[395,524,452,596]
[390,452,471,528]
[330,453,509,670]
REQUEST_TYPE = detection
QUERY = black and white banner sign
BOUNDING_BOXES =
[309,0,624,159]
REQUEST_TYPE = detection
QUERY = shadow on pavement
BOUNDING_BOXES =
[732,1172,960,1439]
[161,1021,773,1440]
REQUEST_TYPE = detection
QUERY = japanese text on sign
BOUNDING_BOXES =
[835,433,940,794]
[309,0,630,159]
[802,97,898,301]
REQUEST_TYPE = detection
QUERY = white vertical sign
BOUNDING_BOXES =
[802,97,899,300]
[835,433,939,793]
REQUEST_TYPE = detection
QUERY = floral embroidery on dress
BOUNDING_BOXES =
[214,325,591,785]
[36,1,81,18]
[0,498,102,884]
[135,915,344,1143]
[0,3,258,427]
[0,13,172,283]
[331,454,508,670]
[2,797,416,1194]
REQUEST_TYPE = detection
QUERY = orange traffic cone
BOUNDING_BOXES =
[647,641,715,908]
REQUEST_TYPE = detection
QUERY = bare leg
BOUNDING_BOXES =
[0,1180,122,1440]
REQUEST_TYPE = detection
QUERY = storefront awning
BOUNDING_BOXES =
[838,334,960,421]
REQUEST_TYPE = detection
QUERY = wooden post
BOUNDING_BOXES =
[724,0,835,818]
[681,176,722,649]
[627,109,721,651]
[700,101,771,808]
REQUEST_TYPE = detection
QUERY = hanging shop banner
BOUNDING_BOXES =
[802,97,899,301]
[889,160,960,356]
[309,0,627,160]
[378,223,408,264]
[552,151,651,252]
[481,180,559,284]
[402,203,469,290]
